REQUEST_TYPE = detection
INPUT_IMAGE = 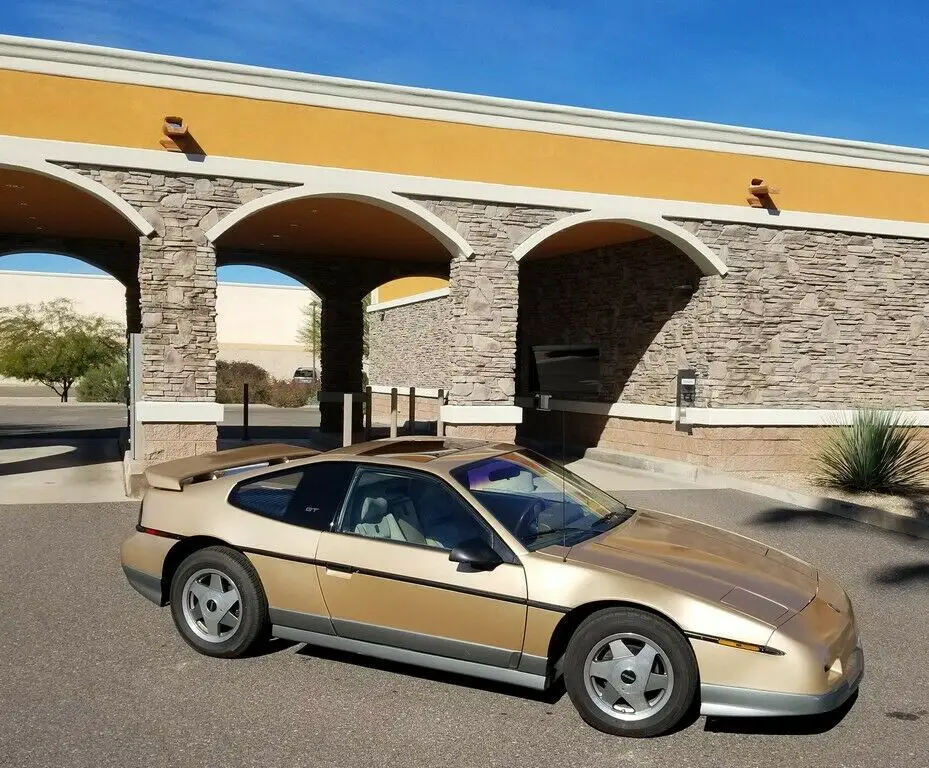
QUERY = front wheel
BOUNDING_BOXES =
[169,546,269,658]
[564,607,697,738]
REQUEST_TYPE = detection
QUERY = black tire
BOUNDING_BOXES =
[563,607,697,738]
[169,546,269,658]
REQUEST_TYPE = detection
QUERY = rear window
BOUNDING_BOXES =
[229,462,355,530]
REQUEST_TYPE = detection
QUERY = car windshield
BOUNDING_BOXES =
[450,450,632,551]
[294,369,313,377]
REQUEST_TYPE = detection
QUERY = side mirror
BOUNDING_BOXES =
[449,537,503,571]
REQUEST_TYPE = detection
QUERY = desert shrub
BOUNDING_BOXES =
[815,409,929,492]
[216,360,270,403]
[265,378,316,408]
[77,359,127,403]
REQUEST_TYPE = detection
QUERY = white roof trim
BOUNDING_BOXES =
[368,287,449,312]
[0,156,154,236]
[205,184,473,260]
[513,210,728,276]
[1,35,928,175]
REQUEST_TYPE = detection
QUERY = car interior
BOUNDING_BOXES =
[343,473,485,550]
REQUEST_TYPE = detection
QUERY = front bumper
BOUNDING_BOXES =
[700,644,863,717]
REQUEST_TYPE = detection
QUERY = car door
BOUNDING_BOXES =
[227,461,355,634]
[315,464,528,669]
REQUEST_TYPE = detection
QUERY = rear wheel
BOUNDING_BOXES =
[169,546,268,658]
[564,607,697,737]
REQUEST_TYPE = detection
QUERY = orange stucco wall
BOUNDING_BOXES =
[376,277,448,303]
[2,69,928,223]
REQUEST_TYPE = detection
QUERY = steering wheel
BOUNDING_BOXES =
[514,499,545,540]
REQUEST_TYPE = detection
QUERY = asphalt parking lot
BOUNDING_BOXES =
[1,488,927,767]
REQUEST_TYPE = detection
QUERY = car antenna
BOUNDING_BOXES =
[561,404,567,558]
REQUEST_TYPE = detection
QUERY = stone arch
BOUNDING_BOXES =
[512,209,728,276]
[204,183,474,260]
[0,158,154,237]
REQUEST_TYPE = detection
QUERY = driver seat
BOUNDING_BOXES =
[354,494,427,545]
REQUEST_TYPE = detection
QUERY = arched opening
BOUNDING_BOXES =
[213,263,322,442]
[514,216,719,451]
[367,274,451,435]
[211,193,455,435]
[0,166,143,449]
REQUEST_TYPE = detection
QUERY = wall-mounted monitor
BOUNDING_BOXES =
[529,344,601,395]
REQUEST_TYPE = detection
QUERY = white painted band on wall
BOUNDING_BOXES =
[440,405,524,425]
[367,288,450,313]
[685,408,929,427]
[136,401,225,423]
[515,397,929,427]
[369,385,442,398]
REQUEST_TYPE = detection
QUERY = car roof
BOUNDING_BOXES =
[326,436,518,471]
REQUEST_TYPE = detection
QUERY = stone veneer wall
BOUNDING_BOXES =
[368,295,451,389]
[518,236,702,404]
[520,224,929,409]
[63,165,291,460]
[521,410,825,477]
[409,199,572,407]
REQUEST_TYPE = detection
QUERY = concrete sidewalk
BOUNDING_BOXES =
[576,446,929,540]
[0,438,125,504]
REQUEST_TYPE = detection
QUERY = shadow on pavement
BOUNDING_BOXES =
[750,504,862,530]
[295,643,567,705]
[0,427,120,476]
[704,690,858,736]
[869,562,929,587]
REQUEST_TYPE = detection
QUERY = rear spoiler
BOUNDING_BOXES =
[145,443,319,491]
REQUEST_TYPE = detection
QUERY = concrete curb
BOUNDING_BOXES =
[0,397,122,406]
[580,447,929,541]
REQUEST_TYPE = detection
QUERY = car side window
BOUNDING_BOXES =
[230,462,355,531]
[339,468,490,551]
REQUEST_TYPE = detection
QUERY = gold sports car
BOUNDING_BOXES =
[122,438,863,738]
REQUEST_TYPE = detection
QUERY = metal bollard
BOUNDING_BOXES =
[364,386,372,441]
[436,388,444,437]
[243,382,250,441]
[390,387,398,438]
[342,392,353,447]
[408,387,416,436]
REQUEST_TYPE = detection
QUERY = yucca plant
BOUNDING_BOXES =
[815,409,929,492]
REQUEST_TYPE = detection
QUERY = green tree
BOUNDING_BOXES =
[298,301,321,372]
[298,295,372,368]
[0,299,124,402]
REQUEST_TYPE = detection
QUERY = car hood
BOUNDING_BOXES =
[567,509,818,626]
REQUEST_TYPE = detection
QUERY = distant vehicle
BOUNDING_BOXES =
[122,438,862,738]
[292,368,318,385]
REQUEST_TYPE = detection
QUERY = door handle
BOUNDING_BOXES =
[324,563,355,578]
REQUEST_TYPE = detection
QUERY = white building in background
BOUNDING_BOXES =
[0,270,317,382]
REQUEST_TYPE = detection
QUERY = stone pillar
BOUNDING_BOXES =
[319,292,364,434]
[124,277,142,334]
[410,200,570,440]
[137,230,219,461]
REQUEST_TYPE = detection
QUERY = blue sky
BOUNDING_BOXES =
[3,0,928,285]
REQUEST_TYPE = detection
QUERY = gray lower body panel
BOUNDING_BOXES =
[701,649,864,718]
[331,617,520,669]
[122,565,163,605]
[271,622,549,691]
